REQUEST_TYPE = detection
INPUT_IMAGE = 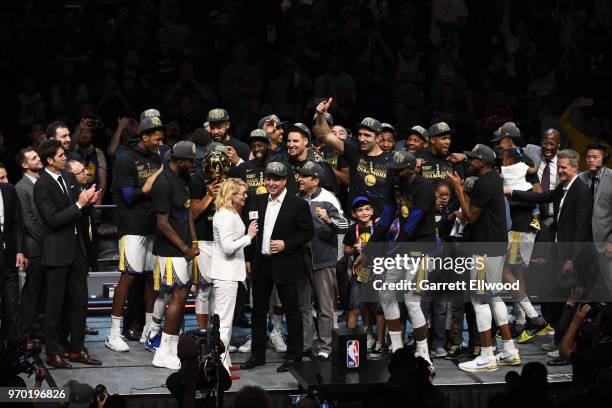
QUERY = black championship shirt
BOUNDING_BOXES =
[390,174,436,242]
[341,140,390,217]
[189,170,215,242]
[152,166,192,257]
[465,170,508,255]
[288,149,338,194]
[112,145,161,236]
[416,148,466,184]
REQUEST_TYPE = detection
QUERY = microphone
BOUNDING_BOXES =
[249,211,259,221]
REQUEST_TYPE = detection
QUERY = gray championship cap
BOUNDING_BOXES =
[381,123,396,135]
[428,122,451,138]
[170,141,197,160]
[409,125,429,142]
[258,114,281,129]
[140,108,161,122]
[491,123,522,143]
[207,108,230,123]
[312,111,334,126]
[249,128,270,144]
[296,160,324,178]
[287,122,312,140]
[264,161,288,178]
[387,150,417,169]
[464,144,496,164]
[139,116,165,134]
[358,117,383,134]
[207,141,229,155]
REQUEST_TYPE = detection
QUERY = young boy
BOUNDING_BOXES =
[343,196,387,356]
[378,123,396,152]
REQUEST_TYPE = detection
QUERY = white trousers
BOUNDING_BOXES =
[211,280,238,373]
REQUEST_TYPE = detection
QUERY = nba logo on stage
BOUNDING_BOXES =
[346,340,359,368]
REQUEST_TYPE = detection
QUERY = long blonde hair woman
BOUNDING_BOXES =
[210,178,258,378]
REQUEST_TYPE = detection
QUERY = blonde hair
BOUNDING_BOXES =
[214,178,248,212]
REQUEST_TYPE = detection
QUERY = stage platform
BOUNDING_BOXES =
[20,315,573,408]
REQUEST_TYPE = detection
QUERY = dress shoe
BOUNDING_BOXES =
[46,355,72,369]
[230,373,241,380]
[546,357,570,366]
[277,362,292,373]
[57,345,70,359]
[123,328,142,341]
[229,365,241,372]
[85,327,99,336]
[241,357,265,370]
[68,351,102,366]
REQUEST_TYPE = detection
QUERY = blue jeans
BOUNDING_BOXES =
[420,300,447,349]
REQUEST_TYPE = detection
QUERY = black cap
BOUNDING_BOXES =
[295,160,324,178]
[358,117,383,134]
[464,144,496,164]
[139,116,166,134]
[491,123,521,143]
[287,123,312,140]
[249,129,270,144]
[409,125,429,142]
[264,161,287,178]
[207,108,230,123]
[428,122,451,138]
[207,142,229,156]
[170,141,197,160]
[387,150,417,169]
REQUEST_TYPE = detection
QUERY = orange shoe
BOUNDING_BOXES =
[230,373,241,380]
[230,365,241,371]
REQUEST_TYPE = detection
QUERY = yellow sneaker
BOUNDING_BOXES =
[530,218,541,232]
[517,330,536,344]
[536,324,555,336]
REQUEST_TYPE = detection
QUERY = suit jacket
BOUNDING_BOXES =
[33,169,88,267]
[248,192,314,285]
[15,175,44,258]
[512,176,593,267]
[579,167,612,252]
[0,183,25,262]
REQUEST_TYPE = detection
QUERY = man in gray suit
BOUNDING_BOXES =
[578,143,612,301]
[15,147,45,340]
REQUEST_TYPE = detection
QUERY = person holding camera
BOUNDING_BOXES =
[210,178,257,378]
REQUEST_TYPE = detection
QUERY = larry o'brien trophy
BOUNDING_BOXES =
[203,147,232,182]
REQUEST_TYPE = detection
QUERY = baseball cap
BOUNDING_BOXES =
[264,161,288,178]
[170,141,197,160]
[139,116,165,134]
[257,114,282,129]
[409,125,429,142]
[249,128,270,144]
[287,123,312,140]
[140,108,161,122]
[351,196,371,210]
[207,108,230,123]
[387,150,417,169]
[312,111,334,126]
[381,123,396,135]
[428,122,451,138]
[207,142,229,155]
[358,117,383,134]
[295,160,324,178]
[464,144,496,163]
[491,123,522,143]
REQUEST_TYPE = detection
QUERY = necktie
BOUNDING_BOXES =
[591,174,597,197]
[540,160,551,217]
[57,175,69,198]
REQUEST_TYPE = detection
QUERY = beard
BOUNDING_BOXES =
[178,167,191,181]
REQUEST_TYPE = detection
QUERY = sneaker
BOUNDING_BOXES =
[316,352,330,361]
[366,333,376,350]
[268,329,287,353]
[510,322,526,338]
[541,342,557,352]
[536,324,554,336]
[458,355,498,372]
[530,218,541,232]
[238,338,252,353]
[144,332,161,353]
[518,316,548,344]
[152,349,180,370]
[228,345,238,353]
[432,347,448,358]
[547,349,559,358]
[415,351,435,375]
[496,349,521,366]
[139,325,151,344]
[445,345,465,359]
[105,334,130,352]
[369,342,386,359]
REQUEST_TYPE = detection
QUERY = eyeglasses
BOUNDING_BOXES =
[74,169,86,176]
[233,191,247,197]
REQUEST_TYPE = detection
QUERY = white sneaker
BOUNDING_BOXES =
[547,349,559,358]
[152,335,180,370]
[105,334,130,352]
[269,329,287,353]
[238,337,252,353]
[496,349,521,366]
[433,347,448,358]
[366,333,376,350]
[228,345,238,353]
[458,355,498,372]
[139,325,151,344]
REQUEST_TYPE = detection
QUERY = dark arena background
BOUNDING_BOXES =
[1,1,611,407]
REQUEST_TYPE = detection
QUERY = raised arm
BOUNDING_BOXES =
[313,97,344,155]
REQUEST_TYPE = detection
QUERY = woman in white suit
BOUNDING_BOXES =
[210,178,258,379]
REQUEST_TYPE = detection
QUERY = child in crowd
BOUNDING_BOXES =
[378,123,396,152]
[500,148,540,231]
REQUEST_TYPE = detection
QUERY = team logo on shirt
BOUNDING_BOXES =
[184,199,191,208]
[364,174,377,186]
[401,205,410,218]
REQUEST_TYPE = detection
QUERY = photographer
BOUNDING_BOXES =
[560,302,612,389]
[166,335,231,408]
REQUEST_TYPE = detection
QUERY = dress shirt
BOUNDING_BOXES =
[558,175,578,222]
[261,188,287,255]
[538,155,557,217]
[25,173,38,185]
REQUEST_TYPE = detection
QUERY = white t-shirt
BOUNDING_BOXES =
[501,162,533,191]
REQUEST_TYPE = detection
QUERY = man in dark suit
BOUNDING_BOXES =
[33,139,101,369]
[15,148,45,342]
[241,162,314,373]
[505,149,594,302]
[0,181,27,348]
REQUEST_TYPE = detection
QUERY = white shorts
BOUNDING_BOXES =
[118,235,154,274]
[153,256,195,290]
[470,255,505,297]
[195,241,213,286]
[506,231,535,266]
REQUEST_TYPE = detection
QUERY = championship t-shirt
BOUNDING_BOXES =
[343,223,375,247]
[341,141,390,217]
[389,174,436,242]
[289,150,338,195]
[152,166,191,257]
[189,170,215,242]
[416,148,466,183]
[112,145,161,236]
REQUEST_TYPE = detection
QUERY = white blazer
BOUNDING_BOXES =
[209,208,251,281]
